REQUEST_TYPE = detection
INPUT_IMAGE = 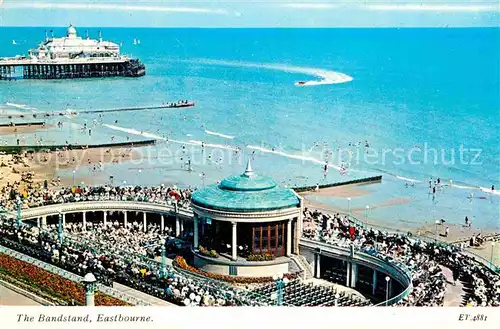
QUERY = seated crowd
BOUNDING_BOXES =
[302,208,500,307]
[0,217,270,306]
[0,184,193,212]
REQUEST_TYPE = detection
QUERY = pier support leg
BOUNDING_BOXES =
[143,212,147,232]
[124,211,128,228]
[103,211,107,226]
[160,215,164,233]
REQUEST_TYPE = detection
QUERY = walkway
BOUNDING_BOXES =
[0,284,41,306]
[304,278,367,300]
[440,265,465,306]
[112,282,176,306]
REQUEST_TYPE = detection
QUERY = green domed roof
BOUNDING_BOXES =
[191,160,299,212]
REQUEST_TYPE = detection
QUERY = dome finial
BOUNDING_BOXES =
[243,158,254,177]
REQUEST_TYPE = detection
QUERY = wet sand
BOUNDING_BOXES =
[301,184,370,198]
[0,124,53,136]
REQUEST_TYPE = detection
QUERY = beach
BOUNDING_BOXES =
[0,141,146,191]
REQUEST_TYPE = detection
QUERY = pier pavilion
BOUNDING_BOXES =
[190,160,304,277]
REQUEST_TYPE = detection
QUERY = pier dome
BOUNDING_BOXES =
[191,159,300,212]
[67,25,77,38]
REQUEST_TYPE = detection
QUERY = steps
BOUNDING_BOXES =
[291,254,314,280]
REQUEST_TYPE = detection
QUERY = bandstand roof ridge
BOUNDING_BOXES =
[191,160,300,212]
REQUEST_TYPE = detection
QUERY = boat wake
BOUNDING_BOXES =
[190,59,353,86]
[205,130,235,139]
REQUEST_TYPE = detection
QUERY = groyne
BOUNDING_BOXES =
[0,139,156,154]
[293,175,382,193]
[0,122,45,128]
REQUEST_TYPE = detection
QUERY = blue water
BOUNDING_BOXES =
[0,28,499,230]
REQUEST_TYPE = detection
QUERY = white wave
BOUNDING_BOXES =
[103,124,237,152]
[451,183,478,190]
[192,59,353,86]
[395,175,421,183]
[247,145,342,170]
[6,102,28,109]
[205,130,235,139]
[480,187,500,195]
[189,140,237,151]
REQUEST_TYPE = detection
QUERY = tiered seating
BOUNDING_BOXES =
[251,280,371,307]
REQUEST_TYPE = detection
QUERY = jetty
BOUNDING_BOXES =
[0,102,195,120]
[294,175,382,193]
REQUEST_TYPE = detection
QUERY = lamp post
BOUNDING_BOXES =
[435,220,440,240]
[365,205,370,229]
[16,198,22,228]
[385,276,391,306]
[200,172,206,187]
[72,170,76,186]
[334,293,340,307]
[160,238,167,278]
[123,180,127,186]
[58,211,64,245]
[347,197,351,215]
[272,273,289,306]
[81,181,85,188]
[82,273,97,306]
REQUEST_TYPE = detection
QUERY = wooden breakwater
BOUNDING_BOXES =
[293,175,382,193]
[0,122,45,128]
[0,139,156,154]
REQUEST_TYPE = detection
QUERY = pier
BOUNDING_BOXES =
[0,58,144,80]
[0,102,195,119]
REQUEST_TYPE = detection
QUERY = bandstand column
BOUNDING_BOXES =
[180,219,184,236]
[193,215,199,249]
[82,212,87,231]
[231,221,237,261]
[286,219,292,257]
[36,217,40,228]
[143,212,147,232]
[123,211,128,228]
[41,216,47,228]
[103,211,107,226]
[372,270,378,296]
[160,215,164,233]
[315,253,321,278]
[62,213,66,228]
[350,262,358,288]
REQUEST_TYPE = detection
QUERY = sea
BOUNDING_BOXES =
[0,27,498,231]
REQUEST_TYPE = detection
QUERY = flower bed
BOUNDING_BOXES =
[198,246,218,258]
[0,253,129,306]
[247,253,275,261]
[174,256,297,284]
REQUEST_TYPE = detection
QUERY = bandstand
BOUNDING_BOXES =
[190,160,303,277]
